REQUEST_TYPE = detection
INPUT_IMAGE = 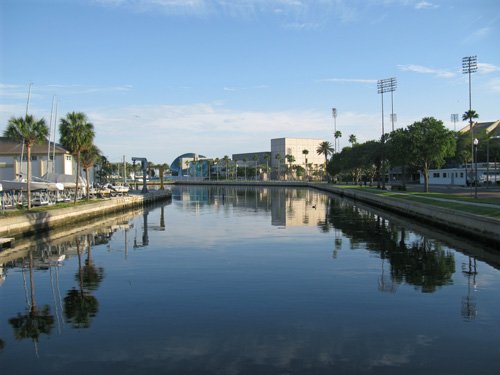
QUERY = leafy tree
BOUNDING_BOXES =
[387,128,413,187]
[59,112,95,203]
[3,115,48,209]
[407,117,456,192]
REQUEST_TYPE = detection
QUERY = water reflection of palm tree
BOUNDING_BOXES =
[8,251,54,356]
[64,237,99,328]
[461,256,478,321]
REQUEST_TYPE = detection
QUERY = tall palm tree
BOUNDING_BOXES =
[4,115,49,209]
[223,155,230,179]
[348,134,357,147]
[462,109,479,123]
[334,130,342,153]
[285,154,295,180]
[264,154,270,178]
[463,110,479,172]
[275,153,282,180]
[302,149,309,180]
[214,157,220,180]
[59,112,95,203]
[80,145,101,199]
[317,141,334,180]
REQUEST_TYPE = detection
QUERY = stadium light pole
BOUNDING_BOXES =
[377,78,397,189]
[451,113,459,132]
[463,55,478,186]
[332,108,337,153]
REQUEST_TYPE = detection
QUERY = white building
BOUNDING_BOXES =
[0,137,74,180]
[271,137,327,170]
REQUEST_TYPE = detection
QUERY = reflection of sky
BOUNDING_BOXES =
[1,187,500,374]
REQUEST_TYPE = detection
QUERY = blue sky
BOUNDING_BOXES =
[1,0,499,164]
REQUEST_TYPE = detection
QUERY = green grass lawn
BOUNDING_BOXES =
[338,185,500,219]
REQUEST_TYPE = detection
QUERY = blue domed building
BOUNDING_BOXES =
[170,153,207,176]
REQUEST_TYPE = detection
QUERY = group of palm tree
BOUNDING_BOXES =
[4,112,98,209]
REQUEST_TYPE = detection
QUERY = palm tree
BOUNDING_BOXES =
[59,112,95,203]
[302,149,309,180]
[264,154,270,178]
[348,134,357,147]
[334,130,342,153]
[4,115,49,209]
[275,153,282,180]
[285,154,295,180]
[317,141,334,181]
[462,109,479,123]
[214,157,220,180]
[80,145,101,199]
[223,155,230,179]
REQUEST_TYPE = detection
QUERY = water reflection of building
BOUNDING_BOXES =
[171,186,326,227]
[271,189,327,227]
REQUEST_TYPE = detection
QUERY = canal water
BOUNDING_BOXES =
[1,186,499,374]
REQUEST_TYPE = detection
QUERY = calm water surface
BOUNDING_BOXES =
[1,186,499,374]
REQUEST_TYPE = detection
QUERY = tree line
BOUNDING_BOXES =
[327,114,500,192]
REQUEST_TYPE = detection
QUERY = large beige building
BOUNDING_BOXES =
[271,137,327,170]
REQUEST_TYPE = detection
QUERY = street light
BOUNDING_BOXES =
[473,138,479,198]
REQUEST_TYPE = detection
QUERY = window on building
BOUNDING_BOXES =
[31,155,37,161]
[66,156,72,161]
[443,173,447,178]
[460,172,464,178]
[433,172,440,178]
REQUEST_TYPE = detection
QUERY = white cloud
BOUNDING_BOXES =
[80,103,382,162]
[478,63,500,74]
[414,1,438,10]
[397,64,455,78]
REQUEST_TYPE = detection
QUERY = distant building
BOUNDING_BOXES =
[271,137,326,169]
[170,153,206,176]
[458,120,500,137]
[0,137,74,180]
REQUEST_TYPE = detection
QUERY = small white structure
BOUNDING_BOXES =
[420,168,467,186]
[421,164,500,186]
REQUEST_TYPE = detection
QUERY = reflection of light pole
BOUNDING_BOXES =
[473,138,479,198]
[451,113,459,132]
[332,108,337,153]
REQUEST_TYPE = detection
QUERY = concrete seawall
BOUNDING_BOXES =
[310,184,500,245]
[0,190,171,238]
